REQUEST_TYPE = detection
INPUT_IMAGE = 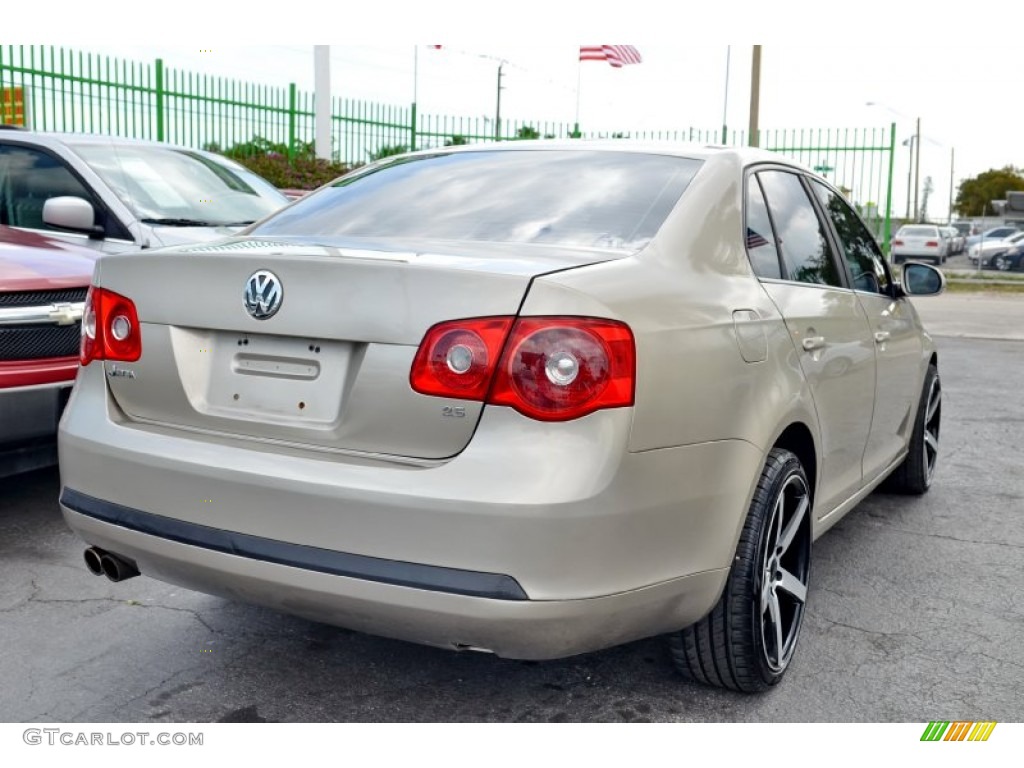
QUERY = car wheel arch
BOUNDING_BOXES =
[770,422,818,517]
[726,416,820,559]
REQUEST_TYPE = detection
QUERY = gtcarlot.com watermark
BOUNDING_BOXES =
[23,729,203,747]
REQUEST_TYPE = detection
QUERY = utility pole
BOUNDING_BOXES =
[495,61,505,141]
[748,45,761,147]
[313,46,331,161]
[948,147,955,224]
[913,116,921,221]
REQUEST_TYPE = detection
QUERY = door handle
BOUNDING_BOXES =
[802,336,826,351]
[874,331,891,344]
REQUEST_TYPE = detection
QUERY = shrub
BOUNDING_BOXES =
[206,136,353,190]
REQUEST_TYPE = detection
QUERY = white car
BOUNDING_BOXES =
[0,130,289,254]
[940,226,964,256]
[891,225,949,264]
[968,231,1024,266]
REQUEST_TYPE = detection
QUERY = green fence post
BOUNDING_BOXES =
[154,58,164,142]
[288,82,297,161]
[410,102,418,151]
[883,121,895,258]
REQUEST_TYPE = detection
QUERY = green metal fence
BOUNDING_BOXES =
[1,44,894,243]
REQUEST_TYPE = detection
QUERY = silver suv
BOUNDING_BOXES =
[0,129,288,254]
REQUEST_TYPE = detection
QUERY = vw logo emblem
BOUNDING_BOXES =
[244,270,283,320]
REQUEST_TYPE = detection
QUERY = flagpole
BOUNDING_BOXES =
[574,50,582,138]
[412,46,419,151]
[721,46,731,144]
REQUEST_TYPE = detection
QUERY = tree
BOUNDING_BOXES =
[954,166,1024,217]
[920,176,933,223]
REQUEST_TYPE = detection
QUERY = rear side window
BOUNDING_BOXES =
[252,150,703,251]
[744,175,782,279]
[757,170,843,287]
[809,180,891,295]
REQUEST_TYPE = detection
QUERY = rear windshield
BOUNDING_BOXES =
[899,226,938,237]
[251,150,703,251]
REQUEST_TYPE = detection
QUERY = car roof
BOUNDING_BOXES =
[396,139,817,173]
[0,129,209,155]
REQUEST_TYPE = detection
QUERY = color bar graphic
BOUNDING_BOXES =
[921,721,996,741]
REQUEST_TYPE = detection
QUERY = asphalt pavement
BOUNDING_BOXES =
[911,291,1024,341]
[1,293,1022,723]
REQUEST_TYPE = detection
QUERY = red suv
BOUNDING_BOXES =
[0,225,96,477]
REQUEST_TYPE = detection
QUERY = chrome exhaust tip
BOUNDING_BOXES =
[98,551,140,582]
[83,547,105,577]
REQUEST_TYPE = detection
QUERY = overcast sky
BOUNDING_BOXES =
[15,4,1022,221]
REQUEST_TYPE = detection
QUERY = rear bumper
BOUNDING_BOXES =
[61,498,728,659]
[58,364,762,658]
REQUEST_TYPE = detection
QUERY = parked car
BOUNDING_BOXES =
[59,142,945,693]
[965,226,1020,250]
[968,231,1024,267]
[940,226,964,255]
[0,129,289,254]
[950,221,975,239]
[891,224,948,264]
[990,241,1024,272]
[0,225,96,478]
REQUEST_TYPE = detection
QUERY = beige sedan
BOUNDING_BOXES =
[58,142,944,692]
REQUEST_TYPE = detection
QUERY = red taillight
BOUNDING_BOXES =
[80,286,142,366]
[410,316,635,422]
[410,317,514,399]
[925,240,939,247]
[893,239,904,246]
[491,318,635,421]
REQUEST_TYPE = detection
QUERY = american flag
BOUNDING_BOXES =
[746,228,770,249]
[579,45,642,68]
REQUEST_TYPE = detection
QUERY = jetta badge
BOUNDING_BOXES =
[244,270,283,320]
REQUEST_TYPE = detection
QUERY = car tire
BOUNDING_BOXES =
[668,447,811,692]
[881,364,940,495]
[994,254,1010,272]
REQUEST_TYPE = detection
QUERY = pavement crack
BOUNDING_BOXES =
[818,617,919,641]
[136,604,219,634]
[869,524,1024,550]
[12,589,218,634]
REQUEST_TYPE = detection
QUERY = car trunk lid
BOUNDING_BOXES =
[97,236,626,459]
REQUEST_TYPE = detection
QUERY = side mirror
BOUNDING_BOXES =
[901,262,946,297]
[42,196,104,238]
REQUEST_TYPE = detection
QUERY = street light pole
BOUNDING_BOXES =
[913,117,921,221]
[495,61,505,141]
[902,137,914,220]
[948,147,955,224]
[867,102,922,225]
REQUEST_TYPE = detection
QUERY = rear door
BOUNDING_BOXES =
[750,169,876,517]
[807,180,923,483]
